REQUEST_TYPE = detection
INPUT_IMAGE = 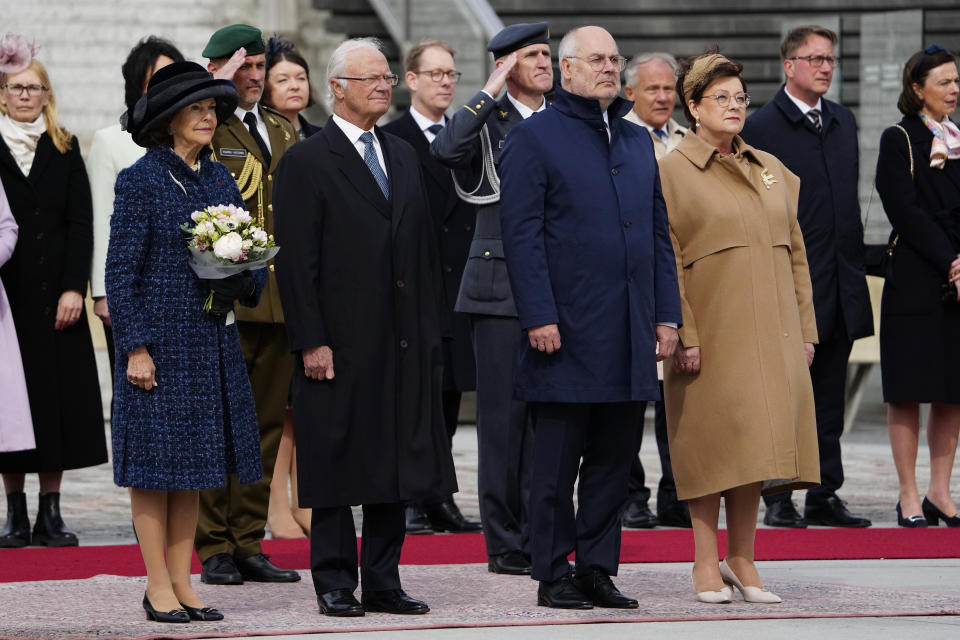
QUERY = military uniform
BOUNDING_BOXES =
[431,89,533,560]
[194,103,298,564]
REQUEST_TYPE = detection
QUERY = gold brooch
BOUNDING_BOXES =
[500,110,509,118]
[760,168,777,190]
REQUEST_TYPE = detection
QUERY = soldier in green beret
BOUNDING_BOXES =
[194,23,301,587]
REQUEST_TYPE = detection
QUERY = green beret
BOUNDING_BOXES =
[202,24,265,59]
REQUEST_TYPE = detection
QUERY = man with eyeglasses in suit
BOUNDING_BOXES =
[741,24,873,530]
[383,40,482,536]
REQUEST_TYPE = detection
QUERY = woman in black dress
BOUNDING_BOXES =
[0,58,106,548]
[876,45,960,528]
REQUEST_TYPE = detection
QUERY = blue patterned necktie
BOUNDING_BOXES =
[359,131,389,199]
[427,123,444,135]
[653,128,667,140]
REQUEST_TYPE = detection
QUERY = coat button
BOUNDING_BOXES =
[784,332,789,337]
[611,168,619,175]
[269,264,275,272]
[465,224,472,231]
[267,174,273,181]
[36,231,44,240]
[34,208,40,216]
[627,276,633,283]
[38,256,45,265]
[396,279,405,288]
[483,250,492,258]
[442,225,449,232]
[40,282,47,291]
[623,220,631,227]
[268,204,273,212]
[399,339,408,348]
[444,265,453,273]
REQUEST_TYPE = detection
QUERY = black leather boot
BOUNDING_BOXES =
[32,492,78,547]
[0,491,31,548]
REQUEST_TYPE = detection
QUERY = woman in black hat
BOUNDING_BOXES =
[106,61,266,623]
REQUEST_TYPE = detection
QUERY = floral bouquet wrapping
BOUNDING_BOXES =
[180,204,278,313]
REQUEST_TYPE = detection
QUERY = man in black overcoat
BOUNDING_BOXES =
[273,38,457,617]
[741,25,873,528]
[382,39,481,535]
[430,21,553,576]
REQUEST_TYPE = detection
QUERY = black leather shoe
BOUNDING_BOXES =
[142,593,189,623]
[575,568,638,608]
[32,492,78,547]
[362,588,430,614]
[922,497,960,527]
[657,501,692,528]
[201,553,243,585]
[622,501,658,528]
[424,498,483,533]
[896,501,928,528]
[763,500,807,528]
[0,492,30,548]
[488,551,532,575]
[538,572,593,609]
[805,495,871,528]
[180,602,224,621]
[236,553,301,582]
[404,504,434,534]
[318,588,364,617]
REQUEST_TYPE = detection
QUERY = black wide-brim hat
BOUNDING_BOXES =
[123,61,238,147]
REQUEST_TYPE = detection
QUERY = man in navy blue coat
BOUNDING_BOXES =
[741,25,873,529]
[500,26,681,610]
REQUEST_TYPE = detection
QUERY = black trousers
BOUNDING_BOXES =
[416,391,461,509]
[310,502,405,595]
[626,383,680,513]
[765,315,852,506]
[470,314,532,557]
[528,401,640,582]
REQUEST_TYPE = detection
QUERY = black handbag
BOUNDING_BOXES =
[863,125,911,278]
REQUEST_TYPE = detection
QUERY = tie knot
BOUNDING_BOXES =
[359,131,374,145]
[653,128,667,140]
[243,112,257,127]
[427,123,444,135]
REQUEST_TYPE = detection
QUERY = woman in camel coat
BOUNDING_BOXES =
[659,51,820,605]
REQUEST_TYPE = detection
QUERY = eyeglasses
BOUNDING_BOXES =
[416,69,462,83]
[701,93,751,108]
[2,83,48,97]
[565,55,627,72]
[788,55,839,68]
[335,74,400,86]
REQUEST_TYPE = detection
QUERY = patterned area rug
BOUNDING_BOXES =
[1,564,957,640]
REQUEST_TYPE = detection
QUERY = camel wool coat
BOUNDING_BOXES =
[659,133,820,500]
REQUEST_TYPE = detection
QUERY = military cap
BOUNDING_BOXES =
[487,22,550,60]
[202,24,265,59]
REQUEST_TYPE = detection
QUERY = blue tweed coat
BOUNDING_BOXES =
[105,145,264,490]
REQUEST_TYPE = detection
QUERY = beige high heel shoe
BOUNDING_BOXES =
[719,559,782,603]
[692,569,733,603]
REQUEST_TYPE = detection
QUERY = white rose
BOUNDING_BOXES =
[213,232,244,261]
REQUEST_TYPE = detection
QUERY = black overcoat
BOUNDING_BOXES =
[0,134,106,473]
[382,110,477,391]
[273,118,458,508]
[875,115,960,401]
[741,86,873,342]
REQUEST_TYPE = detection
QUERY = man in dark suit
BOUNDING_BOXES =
[273,37,458,618]
[430,22,553,576]
[194,24,301,585]
[383,40,482,535]
[742,25,873,528]
[499,25,681,609]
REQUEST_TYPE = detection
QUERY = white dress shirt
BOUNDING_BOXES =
[506,91,547,120]
[332,113,387,174]
[784,87,823,117]
[235,105,272,154]
[409,105,445,143]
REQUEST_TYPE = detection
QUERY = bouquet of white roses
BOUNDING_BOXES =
[181,204,279,313]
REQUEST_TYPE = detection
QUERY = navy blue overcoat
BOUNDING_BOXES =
[106,145,264,490]
[499,87,681,403]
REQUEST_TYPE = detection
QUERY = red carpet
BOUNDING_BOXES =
[0,528,956,583]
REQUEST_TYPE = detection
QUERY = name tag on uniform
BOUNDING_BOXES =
[219,148,247,158]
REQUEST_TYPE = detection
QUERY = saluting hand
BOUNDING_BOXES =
[212,47,247,82]
[482,52,517,99]
[528,323,561,354]
[304,345,335,380]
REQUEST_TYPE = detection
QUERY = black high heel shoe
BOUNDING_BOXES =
[922,497,960,527]
[142,593,190,623]
[180,602,224,621]
[896,501,928,528]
